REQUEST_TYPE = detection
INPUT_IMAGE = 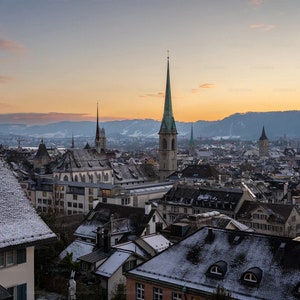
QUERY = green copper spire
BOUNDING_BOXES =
[159,56,177,134]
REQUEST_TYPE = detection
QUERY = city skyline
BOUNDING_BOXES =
[1,0,300,124]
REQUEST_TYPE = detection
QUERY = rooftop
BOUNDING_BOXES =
[0,160,56,250]
[128,227,300,299]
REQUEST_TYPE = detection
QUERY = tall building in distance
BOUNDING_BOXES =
[158,56,178,179]
[95,102,106,154]
[259,126,269,157]
[189,123,196,157]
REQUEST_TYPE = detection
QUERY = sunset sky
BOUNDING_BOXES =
[1,0,300,124]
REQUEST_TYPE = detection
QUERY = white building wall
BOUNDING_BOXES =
[1,246,35,300]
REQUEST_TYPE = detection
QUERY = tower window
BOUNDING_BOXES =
[172,138,176,150]
[162,139,167,150]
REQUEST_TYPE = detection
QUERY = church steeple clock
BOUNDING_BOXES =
[158,56,178,179]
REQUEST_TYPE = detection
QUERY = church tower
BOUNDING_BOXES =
[259,126,269,157]
[158,56,178,179]
[95,103,106,154]
[189,123,195,157]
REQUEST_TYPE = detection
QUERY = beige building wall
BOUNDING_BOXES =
[1,246,35,299]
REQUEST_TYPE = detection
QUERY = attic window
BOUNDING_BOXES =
[206,260,227,279]
[241,267,262,287]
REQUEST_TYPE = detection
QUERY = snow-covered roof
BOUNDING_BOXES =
[113,241,147,258]
[128,227,300,300]
[95,250,131,278]
[140,234,172,253]
[59,239,94,261]
[0,161,56,250]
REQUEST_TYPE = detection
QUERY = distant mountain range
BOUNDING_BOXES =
[0,111,300,143]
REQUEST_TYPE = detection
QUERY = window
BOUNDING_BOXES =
[9,283,28,300]
[123,259,137,272]
[79,203,83,209]
[0,249,26,268]
[241,267,262,287]
[244,272,257,283]
[206,261,227,279]
[210,265,223,275]
[73,194,77,200]
[136,283,144,300]
[162,139,167,150]
[153,287,163,300]
[152,215,156,222]
[42,191,47,197]
[17,248,26,264]
[6,250,14,266]
[172,292,182,300]
[17,283,27,300]
[0,252,4,267]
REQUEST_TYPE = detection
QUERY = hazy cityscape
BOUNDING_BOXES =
[2,0,300,299]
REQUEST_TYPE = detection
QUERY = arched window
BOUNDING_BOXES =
[206,261,227,279]
[162,138,167,150]
[210,265,223,276]
[241,267,262,286]
[63,175,68,181]
[74,175,78,182]
[171,138,175,150]
[244,273,257,283]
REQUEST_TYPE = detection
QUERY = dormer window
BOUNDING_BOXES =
[206,260,227,279]
[293,282,300,298]
[241,267,262,287]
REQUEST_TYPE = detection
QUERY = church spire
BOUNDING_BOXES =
[95,102,106,154]
[259,126,268,141]
[95,102,100,142]
[159,56,177,135]
[189,123,195,157]
[158,55,178,179]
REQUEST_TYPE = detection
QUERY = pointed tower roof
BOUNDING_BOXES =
[95,102,100,141]
[259,126,268,141]
[189,123,194,145]
[159,56,177,134]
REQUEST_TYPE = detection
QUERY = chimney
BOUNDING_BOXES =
[206,228,215,242]
[145,202,152,215]
[96,227,103,248]
[103,228,111,253]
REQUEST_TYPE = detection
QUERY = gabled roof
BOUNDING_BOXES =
[74,203,155,240]
[170,164,220,180]
[127,227,300,299]
[54,148,110,172]
[95,250,132,278]
[0,161,56,250]
[59,239,94,261]
[111,162,159,184]
[161,185,243,211]
[237,200,295,223]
